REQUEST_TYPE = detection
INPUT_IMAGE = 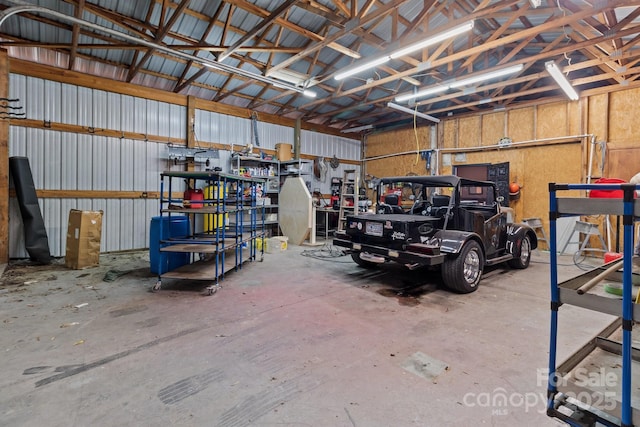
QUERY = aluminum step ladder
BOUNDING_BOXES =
[559,220,608,256]
[523,217,549,250]
[338,170,358,232]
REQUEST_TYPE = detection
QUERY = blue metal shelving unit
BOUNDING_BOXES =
[547,182,638,427]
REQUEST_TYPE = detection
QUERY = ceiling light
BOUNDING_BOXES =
[545,61,579,101]
[302,90,317,98]
[389,21,474,59]
[341,124,374,133]
[335,20,474,81]
[387,102,440,123]
[334,56,390,81]
[449,64,524,88]
[395,85,449,103]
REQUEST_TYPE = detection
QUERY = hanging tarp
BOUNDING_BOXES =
[9,156,51,263]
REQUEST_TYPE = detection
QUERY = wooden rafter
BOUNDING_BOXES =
[218,0,297,62]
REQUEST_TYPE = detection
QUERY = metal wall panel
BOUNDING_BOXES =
[132,139,148,191]
[26,77,44,121]
[170,104,185,139]
[105,136,121,190]
[146,99,159,136]
[120,138,135,191]
[43,130,61,189]
[76,133,92,190]
[61,83,78,125]
[77,85,92,127]
[44,79,61,123]
[133,97,147,134]
[107,92,121,130]
[9,74,26,111]
[26,128,45,188]
[157,101,170,138]
[60,132,77,189]
[121,94,135,132]
[93,89,108,129]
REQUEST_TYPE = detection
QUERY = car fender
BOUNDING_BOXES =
[434,229,484,255]
[505,223,538,256]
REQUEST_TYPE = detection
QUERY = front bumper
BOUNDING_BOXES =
[334,236,446,266]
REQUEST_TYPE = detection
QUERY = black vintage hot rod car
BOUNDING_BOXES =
[333,175,537,293]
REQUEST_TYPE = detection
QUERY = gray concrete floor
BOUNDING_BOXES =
[0,243,619,426]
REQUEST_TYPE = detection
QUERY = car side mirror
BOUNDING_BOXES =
[496,196,504,203]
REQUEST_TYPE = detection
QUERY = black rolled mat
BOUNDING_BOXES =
[9,156,51,264]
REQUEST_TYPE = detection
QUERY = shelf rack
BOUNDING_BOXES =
[154,170,265,294]
[547,182,639,427]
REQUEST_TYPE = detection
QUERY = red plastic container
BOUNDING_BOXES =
[589,178,626,199]
[184,188,204,208]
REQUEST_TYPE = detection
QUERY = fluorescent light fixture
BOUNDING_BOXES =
[387,102,440,123]
[395,85,449,103]
[389,21,474,59]
[335,56,390,81]
[302,90,317,98]
[269,69,319,88]
[449,64,524,88]
[341,124,374,133]
[545,61,579,101]
[335,21,473,81]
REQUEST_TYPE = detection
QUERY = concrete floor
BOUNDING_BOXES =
[0,242,619,427]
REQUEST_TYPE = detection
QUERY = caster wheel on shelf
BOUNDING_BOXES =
[152,281,162,292]
[206,285,218,296]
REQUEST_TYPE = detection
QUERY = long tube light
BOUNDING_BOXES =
[395,85,449,103]
[387,102,440,123]
[335,20,474,81]
[334,57,390,81]
[0,1,316,98]
[389,21,475,59]
[448,64,524,88]
[341,124,374,133]
[545,61,579,101]
[394,64,523,103]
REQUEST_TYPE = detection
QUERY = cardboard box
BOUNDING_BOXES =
[65,210,103,269]
[275,143,293,161]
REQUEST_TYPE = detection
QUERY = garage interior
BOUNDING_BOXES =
[1,1,640,426]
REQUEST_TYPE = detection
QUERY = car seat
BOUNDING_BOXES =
[383,194,404,214]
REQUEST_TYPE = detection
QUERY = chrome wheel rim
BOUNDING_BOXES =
[520,237,531,264]
[463,248,481,285]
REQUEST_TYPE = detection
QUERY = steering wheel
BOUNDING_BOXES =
[409,200,431,215]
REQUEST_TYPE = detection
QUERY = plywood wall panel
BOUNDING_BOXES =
[587,93,608,141]
[481,112,505,146]
[537,102,568,139]
[366,127,431,158]
[508,107,534,142]
[609,87,640,143]
[458,116,481,148]
[443,119,457,148]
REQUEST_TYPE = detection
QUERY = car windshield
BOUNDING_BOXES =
[376,179,496,210]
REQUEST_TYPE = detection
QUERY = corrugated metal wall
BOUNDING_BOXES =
[8,74,361,258]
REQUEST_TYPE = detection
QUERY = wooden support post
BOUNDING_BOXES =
[0,49,9,263]
[186,95,196,172]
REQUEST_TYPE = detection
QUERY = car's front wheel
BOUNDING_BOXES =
[351,251,378,269]
[508,235,532,269]
[442,240,484,293]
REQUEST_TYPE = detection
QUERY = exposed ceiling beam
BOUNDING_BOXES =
[218,0,297,62]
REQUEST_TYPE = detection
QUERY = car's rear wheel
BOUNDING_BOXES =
[442,240,484,293]
[508,235,531,269]
[351,251,378,269]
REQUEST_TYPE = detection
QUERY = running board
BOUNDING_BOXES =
[484,254,514,266]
